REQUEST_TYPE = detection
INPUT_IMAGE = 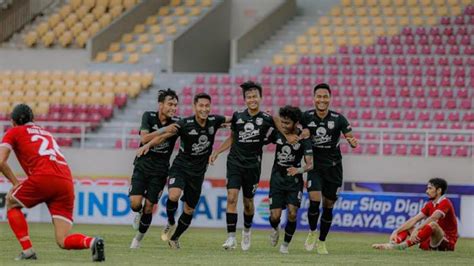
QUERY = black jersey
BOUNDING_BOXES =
[300,109,352,167]
[227,109,275,168]
[267,131,313,170]
[171,115,226,177]
[133,111,180,172]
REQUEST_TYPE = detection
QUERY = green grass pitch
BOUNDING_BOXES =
[1,223,473,265]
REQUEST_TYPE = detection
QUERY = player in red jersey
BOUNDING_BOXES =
[372,178,458,251]
[0,104,105,261]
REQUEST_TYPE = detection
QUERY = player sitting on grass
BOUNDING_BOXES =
[266,106,313,254]
[0,104,105,261]
[372,178,458,251]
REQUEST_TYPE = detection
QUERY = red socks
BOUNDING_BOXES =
[395,230,409,243]
[406,224,433,247]
[7,208,32,251]
[63,234,94,250]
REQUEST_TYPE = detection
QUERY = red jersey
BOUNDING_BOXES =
[0,123,72,179]
[421,196,458,243]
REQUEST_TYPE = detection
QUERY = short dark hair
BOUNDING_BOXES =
[11,104,34,125]
[428,178,448,195]
[313,83,331,95]
[240,80,262,98]
[158,88,179,103]
[279,105,302,123]
[194,92,211,104]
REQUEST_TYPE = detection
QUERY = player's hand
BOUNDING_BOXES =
[285,134,300,144]
[300,128,310,139]
[221,122,231,129]
[165,124,180,134]
[136,144,150,157]
[286,167,299,176]
[346,136,358,148]
[389,231,398,243]
[209,152,219,165]
[408,230,419,242]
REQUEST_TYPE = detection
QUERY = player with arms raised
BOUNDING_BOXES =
[0,104,105,261]
[373,178,458,251]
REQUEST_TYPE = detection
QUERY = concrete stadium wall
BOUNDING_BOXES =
[88,0,170,59]
[170,0,231,73]
[5,149,473,185]
[230,0,285,37]
[0,49,89,70]
[230,0,296,67]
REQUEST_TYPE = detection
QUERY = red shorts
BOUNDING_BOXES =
[419,237,456,251]
[11,175,75,224]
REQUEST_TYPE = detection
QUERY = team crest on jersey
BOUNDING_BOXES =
[316,127,327,136]
[236,118,244,124]
[277,145,296,165]
[239,122,260,142]
[189,129,198,135]
[328,121,335,129]
[208,127,214,135]
[192,135,210,155]
[308,121,317,127]
[256,117,263,126]
[292,142,301,150]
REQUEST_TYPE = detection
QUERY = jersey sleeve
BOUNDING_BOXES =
[339,114,352,135]
[264,129,277,144]
[421,202,431,217]
[230,112,237,132]
[175,118,186,137]
[436,199,451,217]
[302,138,313,156]
[0,127,18,150]
[300,112,309,128]
[139,112,151,132]
[215,115,226,129]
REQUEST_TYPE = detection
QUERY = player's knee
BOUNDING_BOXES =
[130,202,142,212]
[227,195,238,206]
[243,200,254,213]
[288,212,297,222]
[143,204,154,214]
[183,205,194,215]
[429,221,439,229]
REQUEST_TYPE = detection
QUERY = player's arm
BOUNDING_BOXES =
[136,132,176,157]
[272,115,299,144]
[287,155,313,176]
[341,115,358,148]
[344,131,358,149]
[389,212,426,242]
[209,132,233,165]
[0,146,20,186]
[140,124,179,144]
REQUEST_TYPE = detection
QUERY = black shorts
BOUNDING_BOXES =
[168,166,204,209]
[226,161,261,198]
[307,163,343,201]
[269,169,303,209]
[129,168,167,204]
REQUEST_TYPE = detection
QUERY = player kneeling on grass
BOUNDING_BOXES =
[137,93,231,249]
[266,106,313,254]
[372,178,458,251]
[0,104,105,261]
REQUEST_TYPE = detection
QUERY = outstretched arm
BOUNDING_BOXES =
[209,133,233,165]
[136,132,176,157]
[0,147,19,186]
[140,124,179,144]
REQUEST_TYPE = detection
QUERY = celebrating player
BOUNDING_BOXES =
[300,83,358,254]
[210,81,276,251]
[137,93,230,248]
[129,89,180,249]
[0,104,105,261]
[372,178,458,251]
[266,106,313,254]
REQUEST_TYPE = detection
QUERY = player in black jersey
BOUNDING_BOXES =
[300,83,358,254]
[129,89,179,249]
[210,81,278,251]
[137,93,231,249]
[266,106,313,254]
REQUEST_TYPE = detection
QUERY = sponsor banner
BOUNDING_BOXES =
[0,182,470,237]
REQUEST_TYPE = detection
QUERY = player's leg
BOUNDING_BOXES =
[223,162,243,249]
[305,169,322,251]
[129,169,147,230]
[269,208,282,247]
[280,204,299,254]
[6,181,39,260]
[239,166,260,251]
[163,177,183,241]
[169,177,202,248]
